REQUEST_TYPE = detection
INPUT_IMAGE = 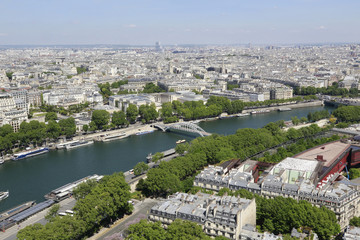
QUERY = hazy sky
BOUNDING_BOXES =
[0,0,359,45]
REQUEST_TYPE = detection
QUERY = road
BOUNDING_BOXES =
[89,198,159,240]
[1,198,76,240]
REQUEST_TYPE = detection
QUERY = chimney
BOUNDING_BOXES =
[316,155,324,161]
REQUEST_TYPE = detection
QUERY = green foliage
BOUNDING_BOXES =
[175,142,190,154]
[142,83,165,93]
[217,188,340,240]
[139,104,159,123]
[126,104,139,123]
[258,135,340,163]
[307,110,330,122]
[333,106,360,122]
[45,112,57,122]
[350,216,360,227]
[44,204,60,222]
[227,83,239,90]
[139,123,329,198]
[133,162,149,176]
[291,116,301,125]
[294,84,355,97]
[335,122,350,128]
[151,152,164,163]
[76,66,87,74]
[83,124,89,132]
[112,110,128,127]
[18,173,132,240]
[349,168,360,180]
[6,71,13,80]
[58,117,76,137]
[91,110,110,130]
[72,179,98,200]
[125,219,211,240]
[110,79,128,88]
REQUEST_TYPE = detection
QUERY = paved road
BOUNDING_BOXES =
[90,198,159,240]
[1,198,76,240]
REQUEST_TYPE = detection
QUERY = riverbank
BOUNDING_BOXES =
[241,100,323,114]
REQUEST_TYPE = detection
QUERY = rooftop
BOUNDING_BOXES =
[295,141,350,167]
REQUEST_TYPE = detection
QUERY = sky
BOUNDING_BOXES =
[0,0,359,45]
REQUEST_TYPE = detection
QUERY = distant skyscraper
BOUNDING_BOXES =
[155,41,163,52]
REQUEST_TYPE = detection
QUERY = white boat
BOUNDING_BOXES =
[56,140,79,149]
[65,140,94,150]
[278,108,292,112]
[12,147,49,161]
[102,132,127,142]
[136,130,155,136]
[0,191,9,201]
[250,110,270,115]
[176,139,186,144]
[237,113,250,117]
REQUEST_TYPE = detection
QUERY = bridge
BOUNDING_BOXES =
[153,122,211,137]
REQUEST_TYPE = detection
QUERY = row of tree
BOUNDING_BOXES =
[98,82,164,100]
[217,188,340,240]
[159,96,312,124]
[125,219,228,240]
[17,172,133,240]
[0,118,76,154]
[257,135,340,163]
[137,122,328,198]
[333,105,360,122]
[294,82,359,97]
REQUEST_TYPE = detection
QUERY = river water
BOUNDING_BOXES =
[0,105,335,212]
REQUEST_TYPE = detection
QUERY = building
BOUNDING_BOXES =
[0,93,28,131]
[194,140,360,229]
[149,192,256,240]
[344,226,360,240]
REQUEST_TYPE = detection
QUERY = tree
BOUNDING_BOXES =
[349,168,360,180]
[126,104,139,123]
[350,216,360,227]
[45,204,60,221]
[91,110,110,130]
[133,162,149,176]
[151,152,164,163]
[291,116,301,126]
[6,72,13,80]
[58,117,76,137]
[82,124,89,132]
[45,112,57,122]
[72,179,98,200]
[0,124,13,137]
[46,120,61,139]
[125,220,167,240]
[139,104,159,123]
[112,111,128,127]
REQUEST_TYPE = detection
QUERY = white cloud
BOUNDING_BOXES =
[124,24,137,28]
[318,25,326,30]
[0,33,8,37]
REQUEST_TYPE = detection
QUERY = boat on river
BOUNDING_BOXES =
[102,132,127,142]
[176,139,186,144]
[237,113,250,117]
[0,191,9,201]
[136,130,155,136]
[12,147,49,161]
[278,108,292,112]
[251,110,270,115]
[65,140,94,150]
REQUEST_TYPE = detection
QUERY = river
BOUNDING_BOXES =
[0,105,335,212]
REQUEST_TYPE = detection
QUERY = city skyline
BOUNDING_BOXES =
[0,0,359,45]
